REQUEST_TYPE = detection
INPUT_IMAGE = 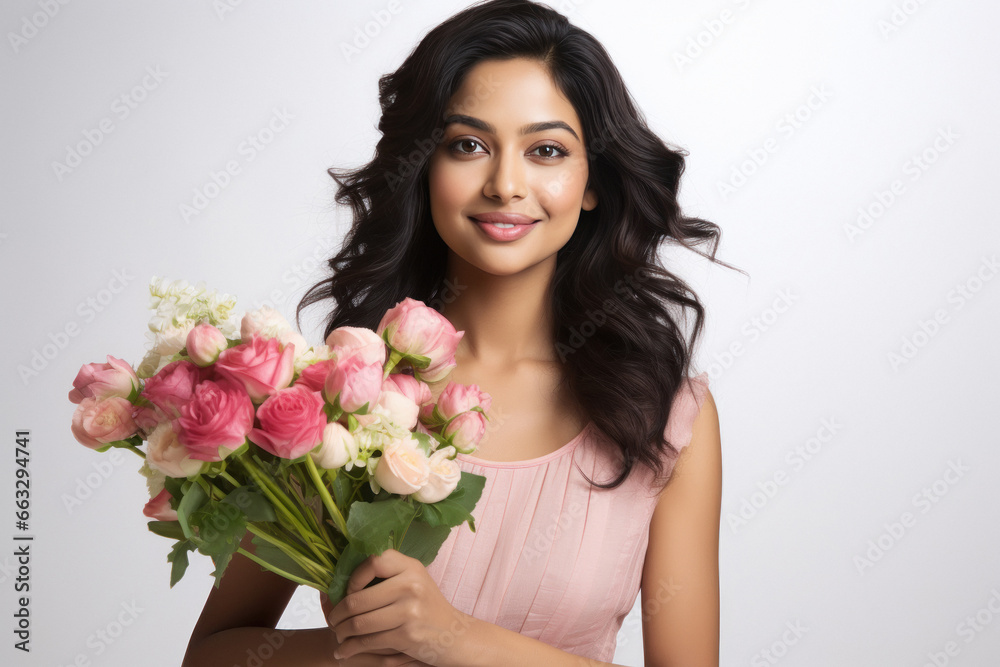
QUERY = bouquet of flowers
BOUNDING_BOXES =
[68,277,489,604]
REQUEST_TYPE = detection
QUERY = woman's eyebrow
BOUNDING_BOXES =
[442,114,580,142]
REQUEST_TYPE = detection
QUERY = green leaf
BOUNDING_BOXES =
[163,476,185,501]
[249,534,316,582]
[167,540,197,588]
[397,519,453,567]
[330,469,354,511]
[177,481,208,540]
[327,540,369,605]
[147,520,186,540]
[411,431,434,456]
[189,501,247,588]
[346,498,417,554]
[222,486,277,522]
[418,472,486,531]
[409,353,431,369]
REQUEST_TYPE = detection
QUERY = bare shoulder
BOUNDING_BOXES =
[660,384,720,494]
[687,386,720,468]
[641,385,721,666]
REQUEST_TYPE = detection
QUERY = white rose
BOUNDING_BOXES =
[373,390,420,430]
[373,436,430,495]
[413,446,461,504]
[146,421,204,478]
[136,349,162,379]
[282,330,309,362]
[241,305,309,362]
[310,422,359,470]
[240,305,295,343]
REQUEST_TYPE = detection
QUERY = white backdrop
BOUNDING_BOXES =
[3,1,998,666]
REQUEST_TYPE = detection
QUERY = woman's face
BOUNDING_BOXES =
[427,57,598,277]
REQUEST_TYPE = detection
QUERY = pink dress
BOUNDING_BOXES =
[425,372,710,662]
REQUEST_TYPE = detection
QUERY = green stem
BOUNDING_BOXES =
[304,456,350,539]
[291,463,342,560]
[236,547,321,590]
[239,455,335,571]
[219,470,241,487]
[382,349,402,379]
[125,444,146,459]
[246,524,330,584]
[280,462,337,570]
[239,456,315,537]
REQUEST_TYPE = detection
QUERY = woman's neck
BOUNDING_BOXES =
[438,253,558,368]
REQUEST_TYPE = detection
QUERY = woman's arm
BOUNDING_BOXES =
[640,387,722,667]
[454,619,633,666]
[182,530,417,666]
[180,529,339,666]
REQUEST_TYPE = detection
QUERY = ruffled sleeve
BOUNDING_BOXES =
[660,371,711,481]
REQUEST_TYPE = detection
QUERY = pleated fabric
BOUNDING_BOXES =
[425,372,710,662]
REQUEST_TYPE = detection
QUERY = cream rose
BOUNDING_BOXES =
[373,435,430,495]
[309,422,359,470]
[146,421,204,478]
[413,446,461,504]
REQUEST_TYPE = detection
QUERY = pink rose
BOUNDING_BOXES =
[376,298,463,382]
[436,382,492,420]
[215,333,295,403]
[294,358,339,393]
[131,405,165,438]
[323,356,383,414]
[186,323,229,367]
[443,411,487,452]
[174,379,254,461]
[71,397,138,449]
[141,359,206,419]
[143,488,178,522]
[383,373,432,407]
[249,385,326,459]
[413,446,461,504]
[68,355,140,404]
[325,326,387,367]
[374,436,430,495]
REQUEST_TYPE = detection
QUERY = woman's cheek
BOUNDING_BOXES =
[537,164,587,213]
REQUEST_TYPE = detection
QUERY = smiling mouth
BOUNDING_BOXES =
[468,212,540,227]
[470,218,534,229]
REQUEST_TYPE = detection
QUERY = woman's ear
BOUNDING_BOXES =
[582,186,598,211]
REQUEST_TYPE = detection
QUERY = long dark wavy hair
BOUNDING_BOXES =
[297,0,744,490]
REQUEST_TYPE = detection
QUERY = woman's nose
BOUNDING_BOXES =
[483,148,528,202]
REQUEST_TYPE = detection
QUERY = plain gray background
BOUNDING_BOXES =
[2,1,998,665]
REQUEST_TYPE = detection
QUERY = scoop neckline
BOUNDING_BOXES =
[455,421,593,469]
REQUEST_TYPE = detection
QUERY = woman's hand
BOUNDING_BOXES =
[324,548,471,667]
[321,592,424,666]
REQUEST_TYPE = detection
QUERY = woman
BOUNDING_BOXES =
[183,1,734,665]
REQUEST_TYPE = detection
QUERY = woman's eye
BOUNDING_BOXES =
[531,144,568,159]
[450,139,484,155]
[448,139,569,159]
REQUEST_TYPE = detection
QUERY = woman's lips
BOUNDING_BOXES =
[469,216,539,241]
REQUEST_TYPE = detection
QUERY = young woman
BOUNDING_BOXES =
[183,1,735,665]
